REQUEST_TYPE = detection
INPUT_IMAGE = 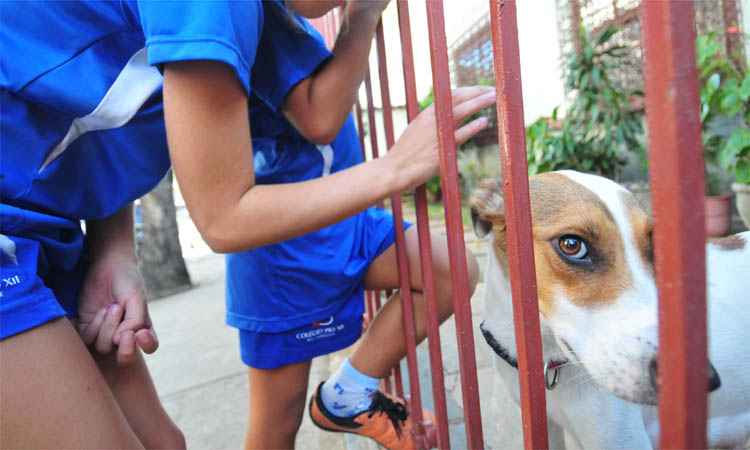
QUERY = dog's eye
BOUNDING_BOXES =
[557,235,588,259]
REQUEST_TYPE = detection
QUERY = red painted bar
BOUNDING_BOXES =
[488,2,549,449]
[355,100,366,160]
[363,69,379,160]
[641,3,708,449]
[396,1,451,448]
[374,17,426,436]
[425,2,484,448]
[355,100,377,322]
[363,69,398,395]
[363,70,385,212]
[393,366,405,399]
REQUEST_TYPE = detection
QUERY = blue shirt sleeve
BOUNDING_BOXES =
[251,3,332,112]
[137,0,263,95]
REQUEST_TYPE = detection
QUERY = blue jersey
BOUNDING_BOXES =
[1,0,262,222]
[0,0,264,339]
[225,4,401,334]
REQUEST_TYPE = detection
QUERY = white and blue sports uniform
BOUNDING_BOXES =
[0,1,264,339]
[226,3,409,369]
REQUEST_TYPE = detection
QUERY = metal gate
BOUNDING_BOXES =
[312,2,710,449]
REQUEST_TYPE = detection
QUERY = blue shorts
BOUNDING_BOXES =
[239,294,364,369]
[0,231,85,340]
[230,207,411,369]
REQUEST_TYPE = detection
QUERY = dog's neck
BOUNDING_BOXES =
[483,240,568,368]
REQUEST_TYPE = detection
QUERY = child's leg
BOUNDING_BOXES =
[95,351,186,449]
[308,227,478,449]
[352,226,479,377]
[245,361,312,450]
[0,319,144,449]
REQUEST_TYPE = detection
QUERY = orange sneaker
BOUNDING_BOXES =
[308,382,434,450]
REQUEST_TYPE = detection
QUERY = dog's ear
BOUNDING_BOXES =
[470,178,506,238]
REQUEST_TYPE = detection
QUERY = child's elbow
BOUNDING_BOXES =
[203,233,235,254]
[200,221,241,254]
[298,120,338,145]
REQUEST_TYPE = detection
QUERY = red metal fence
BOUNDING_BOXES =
[315,1,709,449]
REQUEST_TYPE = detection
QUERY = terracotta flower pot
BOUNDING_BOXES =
[705,194,732,237]
[732,183,750,230]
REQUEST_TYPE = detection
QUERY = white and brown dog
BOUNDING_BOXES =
[472,171,750,449]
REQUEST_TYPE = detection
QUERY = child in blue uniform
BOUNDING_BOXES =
[1,0,495,448]
[229,2,489,449]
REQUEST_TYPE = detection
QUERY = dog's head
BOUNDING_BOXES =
[472,171,719,404]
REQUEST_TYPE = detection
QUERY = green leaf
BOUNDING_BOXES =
[719,128,750,169]
[736,160,750,184]
[596,27,618,46]
[740,73,750,101]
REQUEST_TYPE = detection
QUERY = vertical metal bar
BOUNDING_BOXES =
[364,70,385,211]
[374,17,426,436]
[363,70,380,160]
[396,1,451,448]
[393,366,405,398]
[488,2,549,449]
[355,101,378,324]
[641,3,708,449]
[355,100,367,160]
[425,2,485,448]
[364,68,397,395]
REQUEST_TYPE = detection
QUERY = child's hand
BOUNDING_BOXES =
[77,252,158,366]
[346,0,391,18]
[386,86,497,191]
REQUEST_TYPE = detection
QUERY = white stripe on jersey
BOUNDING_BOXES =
[317,144,333,177]
[39,48,163,172]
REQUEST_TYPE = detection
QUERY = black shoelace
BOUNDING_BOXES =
[368,392,409,437]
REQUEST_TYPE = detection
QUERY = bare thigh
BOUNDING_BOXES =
[0,318,143,450]
[245,361,312,450]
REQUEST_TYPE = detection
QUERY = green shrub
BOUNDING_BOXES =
[526,27,645,179]
[697,33,750,188]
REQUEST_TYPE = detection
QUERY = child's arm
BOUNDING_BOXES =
[164,61,494,253]
[282,1,388,144]
[78,203,157,364]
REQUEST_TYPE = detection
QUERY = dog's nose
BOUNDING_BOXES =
[708,362,721,392]
[648,358,722,393]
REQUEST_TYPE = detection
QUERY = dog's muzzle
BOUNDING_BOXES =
[648,358,722,393]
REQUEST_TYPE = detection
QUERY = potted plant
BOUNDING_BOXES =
[697,33,749,234]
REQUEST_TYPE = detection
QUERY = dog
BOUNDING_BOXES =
[472,171,750,449]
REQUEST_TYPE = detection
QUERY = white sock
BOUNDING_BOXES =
[321,358,380,418]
